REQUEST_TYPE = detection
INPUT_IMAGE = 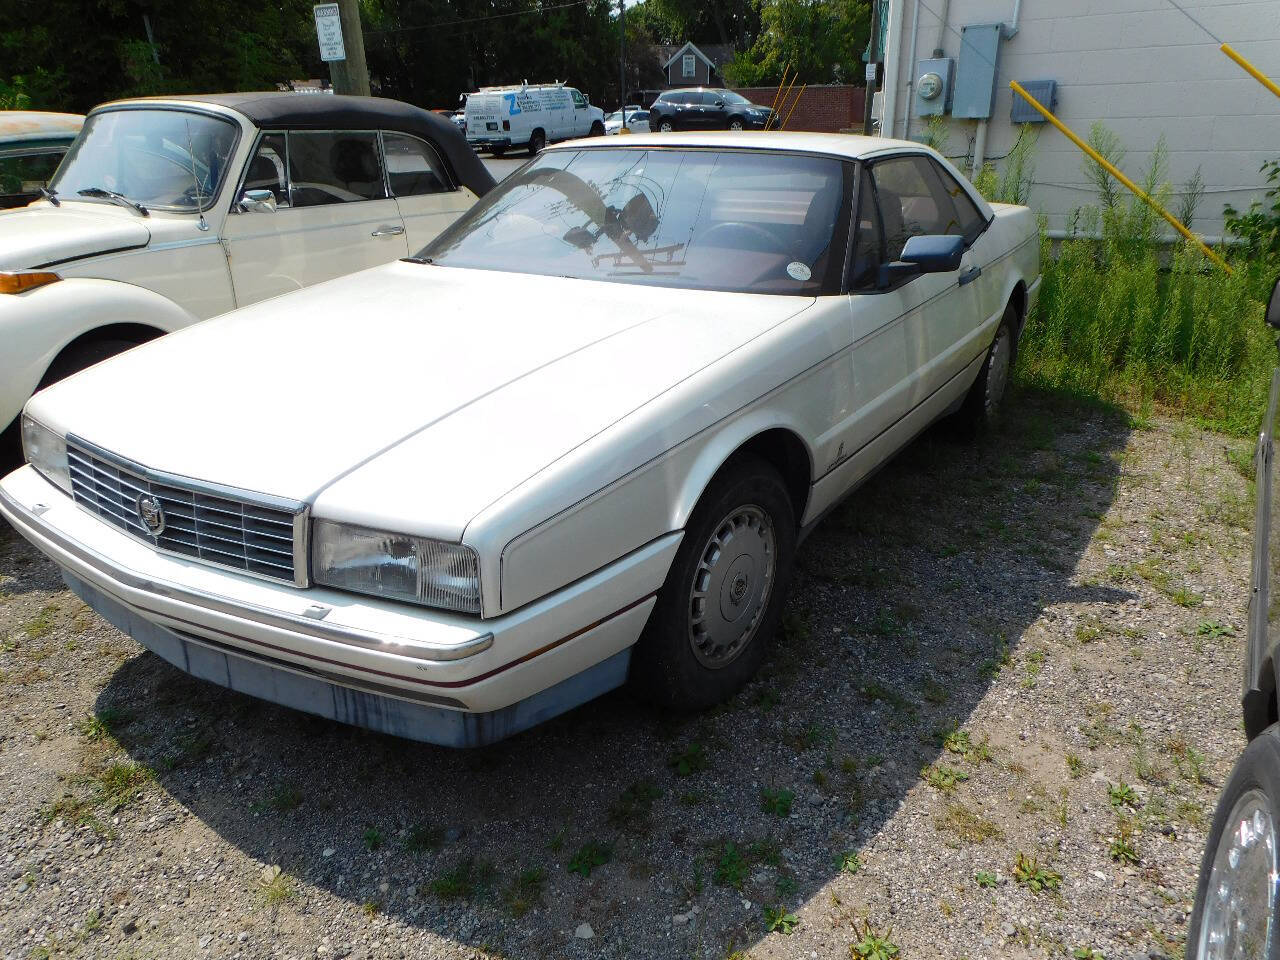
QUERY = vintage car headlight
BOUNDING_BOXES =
[20,414,71,494]
[311,519,482,614]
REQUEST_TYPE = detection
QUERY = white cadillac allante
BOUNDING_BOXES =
[0,132,1040,747]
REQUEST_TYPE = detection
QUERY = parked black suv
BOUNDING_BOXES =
[647,88,774,132]
[1185,276,1280,958]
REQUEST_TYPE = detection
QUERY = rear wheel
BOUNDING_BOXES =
[631,456,796,710]
[528,129,546,155]
[1187,724,1280,960]
[491,146,506,158]
[659,118,675,133]
[954,301,1016,435]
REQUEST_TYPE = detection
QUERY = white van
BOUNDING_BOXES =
[465,83,605,156]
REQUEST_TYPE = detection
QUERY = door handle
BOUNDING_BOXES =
[958,264,982,286]
[371,225,405,237]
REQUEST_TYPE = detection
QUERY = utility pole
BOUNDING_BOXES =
[861,0,882,136]
[325,0,370,97]
[619,0,628,126]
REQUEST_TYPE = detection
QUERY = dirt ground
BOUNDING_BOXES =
[0,386,1254,960]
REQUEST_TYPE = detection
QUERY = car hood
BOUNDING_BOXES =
[0,204,151,270]
[29,262,812,539]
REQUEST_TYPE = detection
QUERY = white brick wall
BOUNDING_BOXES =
[885,0,1280,235]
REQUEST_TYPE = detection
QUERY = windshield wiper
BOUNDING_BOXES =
[77,187,149,217]
[37,186,60,207]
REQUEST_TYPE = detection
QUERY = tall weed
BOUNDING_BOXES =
[986,122,1279,437]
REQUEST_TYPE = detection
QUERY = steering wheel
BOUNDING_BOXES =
[696,221,788,256]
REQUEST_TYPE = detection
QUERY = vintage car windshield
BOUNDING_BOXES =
[50,108,238,212]
[418,148,847,295]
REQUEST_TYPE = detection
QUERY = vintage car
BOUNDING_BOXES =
[0,132,1040,747]
[0,111,84,209]
[1187,277,1280,957]
[0,92,492,456]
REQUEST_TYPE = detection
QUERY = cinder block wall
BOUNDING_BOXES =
[730,84,867,132]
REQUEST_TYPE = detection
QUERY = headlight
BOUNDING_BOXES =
[311,519,481,614]
[20,414,71,494]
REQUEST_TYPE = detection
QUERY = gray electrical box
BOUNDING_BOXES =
[1010,79,1057,122]
[913,57,954,116]
[952,23,1002,119]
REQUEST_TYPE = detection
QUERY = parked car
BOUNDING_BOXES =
[1187,276,1280,957]
[0,111,83,209]
[0,133,1040,748]
[465,82,605,156]
[0,92,493,459]
[604,109,649,134]
[647,88,774,132]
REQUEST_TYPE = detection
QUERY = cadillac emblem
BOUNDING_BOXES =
[136,493,166,536]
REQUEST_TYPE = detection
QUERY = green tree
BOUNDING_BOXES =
[723,0,870,87]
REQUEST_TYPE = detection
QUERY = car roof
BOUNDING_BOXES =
[0,111,83,145]
[89,93,495,198]
[549,130,941,162]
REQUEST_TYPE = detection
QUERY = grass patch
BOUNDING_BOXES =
[935,803,1003,844]
[567,841,611,878]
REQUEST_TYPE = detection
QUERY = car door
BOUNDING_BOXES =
[569,89,592,136]
[863,154,981,411]
[383,131,475,253]
[222,130,407,305]
[705,91,730,128]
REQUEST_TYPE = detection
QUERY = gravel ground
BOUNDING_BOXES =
[0,385,1254,960]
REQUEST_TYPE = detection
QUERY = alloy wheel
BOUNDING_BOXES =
[985,325,1011,411]
[1197,789,1279,959]
[687,504,776,669]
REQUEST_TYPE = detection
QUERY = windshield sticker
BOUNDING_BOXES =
[786,261,812,281]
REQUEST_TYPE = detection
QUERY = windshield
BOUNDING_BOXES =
[722,91,751,105]
[418,148,848,295]
[51,108,238,212]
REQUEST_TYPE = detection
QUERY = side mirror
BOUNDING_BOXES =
[877,234,965,288]
[239,189,277,214]
[714,100,725,107]
[1267,275,1280,330]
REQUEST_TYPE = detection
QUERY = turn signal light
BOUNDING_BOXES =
[0,271,61,294]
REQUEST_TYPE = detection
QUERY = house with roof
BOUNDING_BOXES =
[654,42,735,88]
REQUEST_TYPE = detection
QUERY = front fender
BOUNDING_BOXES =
[0,277,198,432]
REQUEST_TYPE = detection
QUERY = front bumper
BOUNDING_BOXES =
[0,464,677,743]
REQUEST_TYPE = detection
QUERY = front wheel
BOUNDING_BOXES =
[727,116,745,131]
[589,121,605,137]
[630,455,796,710]
[1187,724,1280,960]
[659,119,675,133]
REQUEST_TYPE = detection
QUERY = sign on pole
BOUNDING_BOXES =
[314,4,346,62]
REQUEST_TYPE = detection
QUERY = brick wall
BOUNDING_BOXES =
[730,84,866,133]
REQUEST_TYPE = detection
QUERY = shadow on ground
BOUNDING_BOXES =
[95,382,1133,958]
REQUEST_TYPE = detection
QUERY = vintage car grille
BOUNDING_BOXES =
[66,439,305,586]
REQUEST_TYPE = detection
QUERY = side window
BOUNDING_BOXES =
[694,92,715,105]
[287,131,386,207]
[869,155,962,262]
[849,168,884,291]
[0,149,67,200]
[930,158,988,243]
[571,90,588,109]
[242,133,289,207]
[383,133,451,197]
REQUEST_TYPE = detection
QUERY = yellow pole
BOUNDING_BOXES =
[1009,80,1232,275]
[772,72,798,130]
[1221,43,1280,99]
[767,65,791,129]
[780,83,807,130]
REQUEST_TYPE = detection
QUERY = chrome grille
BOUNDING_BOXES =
[66,439,305,586]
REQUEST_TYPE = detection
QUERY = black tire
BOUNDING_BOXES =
[954,300,1017,435]
[1187,724,1280,960]
[727,116,745,131]
[589,121,605,137]
[631,455,796,710]
[491,146,507,158]
[658,118,675,133]
[38,338,142,390]
[528,129,546,155]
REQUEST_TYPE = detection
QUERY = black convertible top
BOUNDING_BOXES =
[101,92,495,197]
